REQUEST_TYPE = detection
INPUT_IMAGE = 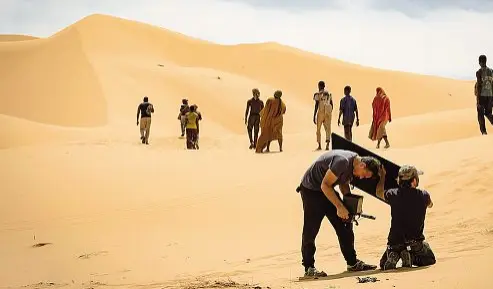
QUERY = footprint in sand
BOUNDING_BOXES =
[78,250,109,259]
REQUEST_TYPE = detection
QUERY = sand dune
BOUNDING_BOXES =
[1,13,492,289]
[0,27,106,127]
[0,34,38,42]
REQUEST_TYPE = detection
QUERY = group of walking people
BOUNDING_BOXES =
[312,81,391,150]
[178,98,202,149]
[137,54,492,149]
[244,81,392,152]
[136,97,202,149]
[244,88,287,153]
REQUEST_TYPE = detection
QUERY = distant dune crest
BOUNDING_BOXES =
[0,34,38,42]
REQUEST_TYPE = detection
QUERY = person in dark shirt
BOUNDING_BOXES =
[338,86,359,141]
[296,150,381,277]
[375,165,436,270]
[136,96,154,144]
[245,88,265,149]
[475,54,493,135]
[177,99,190,137]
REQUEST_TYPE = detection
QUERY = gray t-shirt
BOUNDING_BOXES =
[300,150,357,191]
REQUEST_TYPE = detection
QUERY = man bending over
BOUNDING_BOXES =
[297,149,380,277]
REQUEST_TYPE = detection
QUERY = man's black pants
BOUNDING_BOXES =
[379,240,436,269]
[299,185,357,270]
[344,125,353,141]
[477,95,493,134]
[247,114,260,146]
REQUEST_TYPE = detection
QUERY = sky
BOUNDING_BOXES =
[1,0,492,80]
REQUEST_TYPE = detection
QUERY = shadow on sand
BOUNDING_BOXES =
[295,266,430,282]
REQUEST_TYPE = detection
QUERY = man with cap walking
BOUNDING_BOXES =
[375,164,436,270]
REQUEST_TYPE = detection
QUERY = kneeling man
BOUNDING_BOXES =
[376,165,436,270]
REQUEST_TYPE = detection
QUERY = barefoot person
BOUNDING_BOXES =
[136,96,154,145]
[369,87,391,148]
[296,150,380,277]
[313,81,333,150]
[178,99,189,137]
[375,165,436,270]
[255,90,286,153]
[245,88,264,149]
[475,54,493,135]
[184,105,200,149]
[338,86,359,142]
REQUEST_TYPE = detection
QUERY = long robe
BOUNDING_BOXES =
[369,87,392,141]
[255,96,286,153]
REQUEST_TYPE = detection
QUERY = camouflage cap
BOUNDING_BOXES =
[398,165,424,181]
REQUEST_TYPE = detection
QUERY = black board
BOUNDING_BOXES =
[331,133,400,205]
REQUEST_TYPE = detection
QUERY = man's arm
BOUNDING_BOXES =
[136,104,141,123]
[424,191,433,208]
[245,100,250,123]
[339,182,351,195]
[338,99,344,123]
[476,70,482,105]
[321,170,346,210]
[375,165,386,200]
[313,100,319,123]
[354,100,359,123]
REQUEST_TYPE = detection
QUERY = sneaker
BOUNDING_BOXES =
[348,259,378,272]
[400,250,412,268]
[382,252,400,270]
[304,267,328,277]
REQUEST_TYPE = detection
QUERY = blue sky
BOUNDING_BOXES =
[1,0,492,80]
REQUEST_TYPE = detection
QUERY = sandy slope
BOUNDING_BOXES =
[1,13,492,289]
[0,35,38,42]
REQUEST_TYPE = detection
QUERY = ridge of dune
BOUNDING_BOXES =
[0,34,39,41]
[69,14,473,121]
[0,25,107,127]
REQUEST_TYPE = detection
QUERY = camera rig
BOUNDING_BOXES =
[342,193,376,226]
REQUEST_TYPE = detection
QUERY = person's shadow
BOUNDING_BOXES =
[295,266,430,282]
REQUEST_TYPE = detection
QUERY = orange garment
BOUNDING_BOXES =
[255,96,286,153]
[369,87,391,141]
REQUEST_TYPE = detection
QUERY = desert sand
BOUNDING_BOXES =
[1,14,492,289]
